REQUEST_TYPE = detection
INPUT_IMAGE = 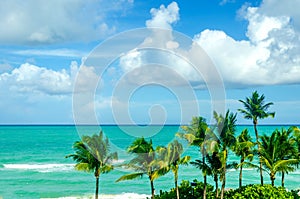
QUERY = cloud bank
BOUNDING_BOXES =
[0,0,133,44]
[195,0,300,86]
[120,0,300,88]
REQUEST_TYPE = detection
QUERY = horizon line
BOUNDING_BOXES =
[0,123,299,126]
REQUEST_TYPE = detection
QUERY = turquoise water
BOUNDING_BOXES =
[0,125,299,198]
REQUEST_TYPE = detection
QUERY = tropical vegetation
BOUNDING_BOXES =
[67,91,300,199]
[66,131,118,199]
[116,137,159,199]
[238,91,275,186]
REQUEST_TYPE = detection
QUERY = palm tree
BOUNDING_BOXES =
[191,151,222,198]
[233,129,255,188]
[238,91,275,185]
[274,127,298,187]
[260,131,298,186]
[293,126,300,157]
[213,110,237,199]
[155,140,191,199]
[116,137,159,199]
[66,131,118,199]
[177,116,210,199]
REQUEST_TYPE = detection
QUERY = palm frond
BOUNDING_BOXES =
[116,172,144,182]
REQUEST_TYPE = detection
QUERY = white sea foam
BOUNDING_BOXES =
[227,168,255,172]
[112,159,125,164]
[2,163,75,173]
[41,193,150,199]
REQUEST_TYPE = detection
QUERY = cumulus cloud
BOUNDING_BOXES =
[0,63,73,94]
[194,0,300,86]
[146,1,179,29]
[0,0,133,44]
[118,0,300,88]
[0,61,99,95]
[119,2,221,89]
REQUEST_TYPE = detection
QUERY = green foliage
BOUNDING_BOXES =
[238,90,275,123]
[224,184,295,199]
[66,131,118,176]
[155,181,300,199]
[155,180,215,199]
[291,189,300,199]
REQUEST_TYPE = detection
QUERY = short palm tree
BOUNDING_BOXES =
[116,137,159,199]
[66,132,118,199]
[233,129,255,188]
[213,110,237,199]
[238,91,275,185]
[177,116,210,199]
[191,151,222,198]
[155,140,190,199]
[293,126,300,157]
[260,131,298,186]
[274,127,298,187]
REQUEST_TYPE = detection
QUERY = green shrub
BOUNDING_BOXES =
[154,181,299,199]
[291,189,300,199]
[224,184,295,199]
[155,179,215,199]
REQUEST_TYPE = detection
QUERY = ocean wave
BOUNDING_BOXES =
[2,163,75,173]
[41,193,150,199]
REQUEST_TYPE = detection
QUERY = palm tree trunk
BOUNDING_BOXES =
[282,171,285,187]
[270,173,275,186]
[220,150,227,199]
[220,166,226,199]
[214,174,219,198]
[150,179,155,199]
[254,122,264,185]
[95,176,99,199]
[174,168,179,199]
[203,155,207,199]
[239,158,244,188]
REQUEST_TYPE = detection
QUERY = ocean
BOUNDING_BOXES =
[0,125,299,199]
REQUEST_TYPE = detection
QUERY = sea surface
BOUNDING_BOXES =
[0,125,299,199]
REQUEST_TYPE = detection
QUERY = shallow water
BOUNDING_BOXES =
[0,125,299,198]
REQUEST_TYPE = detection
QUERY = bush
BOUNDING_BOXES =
[224,184,295,199]
[155,179,215,199]
[155,181,299,199]
[291,189,300,199]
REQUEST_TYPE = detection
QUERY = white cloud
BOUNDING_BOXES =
[194,0,300,86]
[119,2,205,88]
[0,63,74,95]
[119,0,300,89]
[119,49,142,71]
[0,0,132,44]
[146,1,179,29]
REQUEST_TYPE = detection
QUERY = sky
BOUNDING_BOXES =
[0,0,300,125]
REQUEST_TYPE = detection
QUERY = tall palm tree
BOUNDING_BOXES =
[260,131,298,186]
[116,137,158,199]
[66,132,118,199]
[238,91,275,185]
[233,129,255,188]
[274,127,298,187]
[155,140,191,199]
[177,116,210,199]
[213,110,237,199]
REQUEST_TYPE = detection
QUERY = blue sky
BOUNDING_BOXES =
[0,0,299,125]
